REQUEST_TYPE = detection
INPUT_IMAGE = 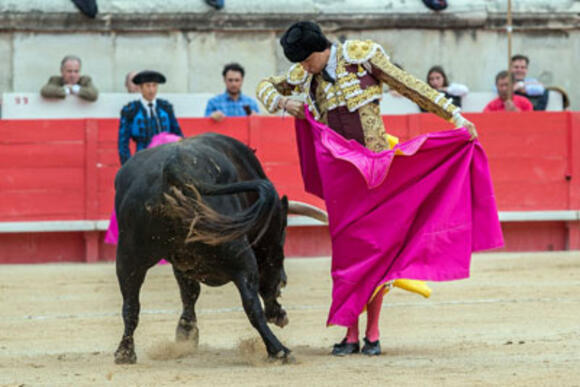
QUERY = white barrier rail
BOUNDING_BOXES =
[1,211,578,233]
[2,91,565,120]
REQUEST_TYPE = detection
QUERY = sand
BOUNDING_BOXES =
[1,252,579,386]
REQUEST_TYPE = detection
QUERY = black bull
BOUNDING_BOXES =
[113,133,326,364]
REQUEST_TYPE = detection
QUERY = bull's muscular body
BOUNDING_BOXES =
[113,133,290,364]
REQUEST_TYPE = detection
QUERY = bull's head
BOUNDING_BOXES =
[256,197,328,328]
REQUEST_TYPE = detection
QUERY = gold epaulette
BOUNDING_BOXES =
[286,63,308,86]
[342,40,389,64]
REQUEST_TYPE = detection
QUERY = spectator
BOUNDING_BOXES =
[205,0,224,9]
[71,0,98,18]
[204,62,259,122]
[511,54,548,111]
[125,71,139,93]
[422,0,447,11]
[117,70,183,165]
[483,70,533,112]
[425,65,468,108]
[40,55,98,102]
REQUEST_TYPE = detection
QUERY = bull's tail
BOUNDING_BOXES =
[163,179,277,246]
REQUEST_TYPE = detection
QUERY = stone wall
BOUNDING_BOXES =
[0,0,578,109]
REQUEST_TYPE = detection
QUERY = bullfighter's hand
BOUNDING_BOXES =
[283,98,305,119]
[464,119,478,141]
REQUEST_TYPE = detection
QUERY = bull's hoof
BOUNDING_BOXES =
[175,318,199,346]
[268,348,295,364]
[114,336,136,365]
[267,310,289,328]
[114,347,137,364]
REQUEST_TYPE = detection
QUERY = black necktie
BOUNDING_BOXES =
[322,69,335,84]
[148,102,161,135]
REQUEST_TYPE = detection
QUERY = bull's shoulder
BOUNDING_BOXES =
[194,133,266,179]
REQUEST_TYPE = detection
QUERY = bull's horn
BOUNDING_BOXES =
[288,201,328,224]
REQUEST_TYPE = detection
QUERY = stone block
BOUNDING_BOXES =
[12,32,114,93]
[187,31,277,100]
[113,32,188,92]
[0,34,13,96]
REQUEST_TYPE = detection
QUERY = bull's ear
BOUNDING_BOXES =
[280,195,288,215]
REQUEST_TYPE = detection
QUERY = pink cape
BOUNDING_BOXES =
[295,109,504,327]
[104,132,182,246]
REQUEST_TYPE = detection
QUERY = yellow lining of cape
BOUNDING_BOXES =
[362,279,432,313]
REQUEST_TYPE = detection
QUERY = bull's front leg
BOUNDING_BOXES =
[172,266,201,346]
[233,271,291,361]
[259,266,288,328]
[114,257,148,365]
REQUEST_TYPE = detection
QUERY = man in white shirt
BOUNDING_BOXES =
[511,54,548,111]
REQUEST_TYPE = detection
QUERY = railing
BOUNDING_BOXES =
[1,111,579,262]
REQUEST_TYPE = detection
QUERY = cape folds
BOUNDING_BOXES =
[295,107,504,327]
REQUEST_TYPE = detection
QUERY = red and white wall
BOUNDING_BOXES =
[1,111,579,263]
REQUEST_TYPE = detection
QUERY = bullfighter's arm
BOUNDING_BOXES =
[256,75,292,113]
[167,104,183,137]
[359,43,466,127]
[256,64,307,113]
[118,109,132,165]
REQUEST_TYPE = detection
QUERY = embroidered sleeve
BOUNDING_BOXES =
[256,64,308,113]
[366,43,464,126]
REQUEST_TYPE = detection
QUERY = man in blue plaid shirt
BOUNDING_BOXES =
[204,63,260,121]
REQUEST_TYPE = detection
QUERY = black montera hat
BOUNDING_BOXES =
[133,70,166,85]
[280,21,330,63]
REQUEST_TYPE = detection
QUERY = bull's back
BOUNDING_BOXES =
[115,138,242,219]
[193,133,268,182]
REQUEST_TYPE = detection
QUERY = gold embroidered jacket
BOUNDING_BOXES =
[256,40,466,152]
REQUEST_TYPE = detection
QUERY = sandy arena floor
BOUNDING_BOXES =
[0,252,579,386]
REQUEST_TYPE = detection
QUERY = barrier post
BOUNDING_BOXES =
[84,119,100,261]
[566,112,580,249]
[84,232,100,263]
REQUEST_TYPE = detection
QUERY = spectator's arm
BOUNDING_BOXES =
[40,77,66,99]
[524,79,545,96]
[446,83,469,97]
[118,110,132,165]
[368,45,465,127]
[250,98,260,113]
[77,76,99,102]
[204,98,217,117]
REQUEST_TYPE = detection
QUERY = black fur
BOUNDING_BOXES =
[113,133,290,364]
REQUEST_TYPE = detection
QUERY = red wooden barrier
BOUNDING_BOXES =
[1,112,579,263]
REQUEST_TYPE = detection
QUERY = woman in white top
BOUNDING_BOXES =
[426,65,469,108]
